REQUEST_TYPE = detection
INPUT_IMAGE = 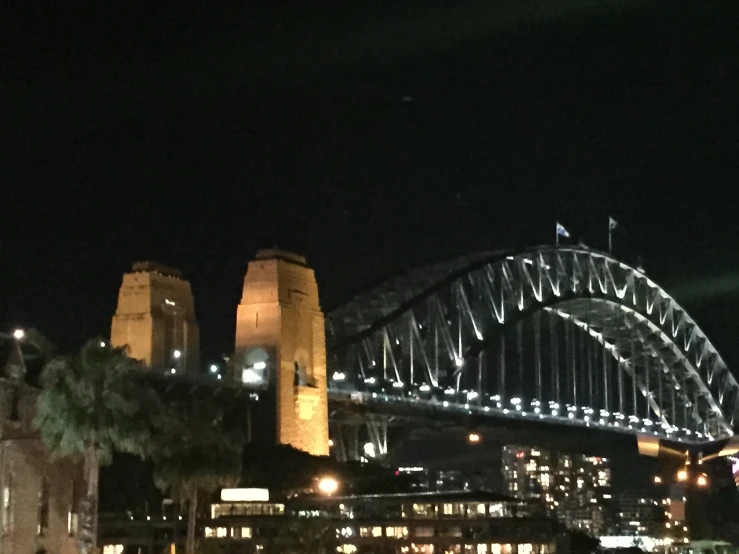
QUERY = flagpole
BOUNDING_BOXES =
[608,217,616,254]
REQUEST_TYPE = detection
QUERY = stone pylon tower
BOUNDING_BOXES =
[234,249,329,456]
[111,261,199,374]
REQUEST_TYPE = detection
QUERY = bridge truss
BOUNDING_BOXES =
[326,246,739,454]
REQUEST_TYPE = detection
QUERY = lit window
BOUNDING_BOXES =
[2,472,12,534]
[385,526,408,538]
[68,481,79,536]
[37,477,49,536]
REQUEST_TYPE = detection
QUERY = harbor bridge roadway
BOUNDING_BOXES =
[323,246,739,460]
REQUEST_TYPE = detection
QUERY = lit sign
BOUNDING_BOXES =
[220,488,269,502]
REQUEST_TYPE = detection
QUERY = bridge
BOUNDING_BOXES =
[323,246,739,460]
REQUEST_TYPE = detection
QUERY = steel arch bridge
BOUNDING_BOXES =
[325,246,739,448]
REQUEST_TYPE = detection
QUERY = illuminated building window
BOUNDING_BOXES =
[385,526,409,538]
[216,527,228,538]
[2,472,12,535]
[411,503,434,516]
[360,526,383,538]
[37,476,49,536]
[68,481,79,536]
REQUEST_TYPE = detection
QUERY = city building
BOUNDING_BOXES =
[0,332,83,554]
[501,446,612,536]
[110,261,200,375]
[611,490,663,537]
[101,488,561,554]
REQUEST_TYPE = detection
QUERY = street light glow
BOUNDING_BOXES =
[209,364,219,373]
[12,329,25,340]
[467,432,481,444]
[317,476,339,496]
[653,476,663,484]
[676,468,689,482]
[696,473,709,488]
[173,350,182,359]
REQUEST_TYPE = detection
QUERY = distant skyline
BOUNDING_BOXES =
[4,1,739,367]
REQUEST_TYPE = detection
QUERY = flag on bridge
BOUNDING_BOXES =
[556,223,570,238]
[555,222,570,246]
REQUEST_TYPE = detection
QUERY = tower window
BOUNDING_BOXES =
[294,361,307,387]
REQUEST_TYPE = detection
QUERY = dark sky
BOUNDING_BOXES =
[3,1,739,367]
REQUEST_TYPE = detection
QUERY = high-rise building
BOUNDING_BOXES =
[111,261,199,375]
[612,490,664,537]
[234,249,329,456]
[502,446,613,535]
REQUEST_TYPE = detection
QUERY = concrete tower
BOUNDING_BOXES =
[111,261,199,374]
[234,249,329,456]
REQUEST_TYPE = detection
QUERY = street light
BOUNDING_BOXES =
[696,473,709,488]
[676,468,689,482]
[467,431,482,444]
[653,475,663,484]
[317,476,339,496]
[173,350,182,359]
[12,329,25,340]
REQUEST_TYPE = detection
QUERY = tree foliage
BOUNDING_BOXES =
[34,339,160,554]
[240,443,419,496]
[150,398,246,554]
[35,339,158,464]
[151,399,245,500]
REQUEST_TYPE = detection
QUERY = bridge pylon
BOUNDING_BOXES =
[234,249,329,456]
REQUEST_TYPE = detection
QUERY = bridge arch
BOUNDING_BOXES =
[327,246,739,441]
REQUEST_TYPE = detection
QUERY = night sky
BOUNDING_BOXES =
[3,1,739,368]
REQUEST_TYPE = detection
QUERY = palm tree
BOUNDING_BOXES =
[34,339,158,554]
[151,399,245,554]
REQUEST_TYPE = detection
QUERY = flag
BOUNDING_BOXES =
[609,217,618,230]
[556,223,570,238]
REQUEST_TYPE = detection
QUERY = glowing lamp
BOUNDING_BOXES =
[317,477,339,496]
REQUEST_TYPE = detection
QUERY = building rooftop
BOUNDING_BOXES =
[255,249,307,266]
[131,261,183,279]
[291,489,518,506]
